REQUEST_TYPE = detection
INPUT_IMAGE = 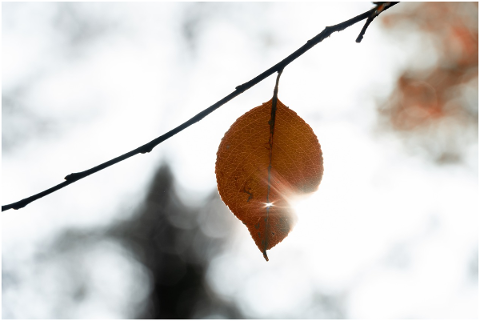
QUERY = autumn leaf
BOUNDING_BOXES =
[215,98,323,261]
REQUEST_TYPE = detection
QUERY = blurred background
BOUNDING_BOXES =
[2,2,477,318]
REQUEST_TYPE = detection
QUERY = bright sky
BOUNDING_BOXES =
[2,2,477,318]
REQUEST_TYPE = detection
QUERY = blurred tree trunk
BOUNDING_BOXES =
[110,164,243,318]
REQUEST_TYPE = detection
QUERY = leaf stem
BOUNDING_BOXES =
[2,3,398,212]
[263,69,284,261]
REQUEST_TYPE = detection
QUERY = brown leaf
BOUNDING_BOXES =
[215,98,323,261]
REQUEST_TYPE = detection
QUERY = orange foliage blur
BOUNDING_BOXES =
[378,3,478,163]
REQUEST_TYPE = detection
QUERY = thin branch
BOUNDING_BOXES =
[2,3,398,212]
[356,2,399,43]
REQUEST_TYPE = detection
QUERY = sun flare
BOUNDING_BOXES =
[289,192,320,217]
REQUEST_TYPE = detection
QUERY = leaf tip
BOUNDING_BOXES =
[263,250,269,262]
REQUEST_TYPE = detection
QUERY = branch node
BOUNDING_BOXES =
[139,145,153,154]
[64,173,78,181]
[14,202,26,210]
[235,83,248,91]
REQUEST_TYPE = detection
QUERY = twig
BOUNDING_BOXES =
[356,2,399,43]
[2,3,398,212]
